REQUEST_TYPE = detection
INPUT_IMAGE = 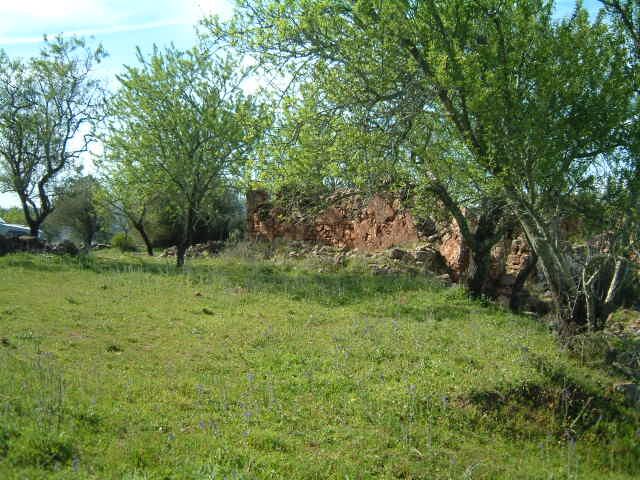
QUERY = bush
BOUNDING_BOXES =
[8,429,75,468]
[111,233,137,252]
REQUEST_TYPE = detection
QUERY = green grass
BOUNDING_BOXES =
[0,250,638,479]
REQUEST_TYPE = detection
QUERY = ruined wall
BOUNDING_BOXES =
[247,189,419,250]
[246,189,535,296]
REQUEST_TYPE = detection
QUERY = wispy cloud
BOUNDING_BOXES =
[0,19,194,46]
[0,0,232,46]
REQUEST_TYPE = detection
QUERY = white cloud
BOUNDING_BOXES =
[0,1,116,37]
[0,19,190,45]
[0,0,110,21]
[188,0,234,21]
[0,0,233,45]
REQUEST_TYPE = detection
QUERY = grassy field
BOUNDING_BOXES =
[0,249,639,479]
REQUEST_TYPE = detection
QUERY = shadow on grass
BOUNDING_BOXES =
[462,352,639,452]
[374,301,479,323]
[1,252,450,308]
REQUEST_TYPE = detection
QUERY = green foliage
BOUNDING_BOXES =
[211,0,639,329]
[111,232,137,252]
[0,208,25,226]
[8,429,76,469]
[45,176,111,246]
[0,251,638,478]
[103,43,268,265]
[0,35,106,235]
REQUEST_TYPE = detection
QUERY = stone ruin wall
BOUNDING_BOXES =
[247,189,420,250]
[246,189,534,300]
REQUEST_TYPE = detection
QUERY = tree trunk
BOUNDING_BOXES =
[176,207,194,268]
[176,243,187,268]
[426,181,503,298]
[602,258,626,318]
[82,231,94,253]
[504,187,580,334]
[133,221,154,256]
[29,223,40,238]
[467,204,507,298]
[509,252,538,311]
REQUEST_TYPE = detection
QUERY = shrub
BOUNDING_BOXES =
[111,232,137,252]
[8,428,75,468]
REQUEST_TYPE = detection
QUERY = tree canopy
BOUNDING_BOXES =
[0,36,106,236]
[103,44,267,266]
[208,0,638,332]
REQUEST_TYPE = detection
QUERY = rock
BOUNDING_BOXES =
[371,265,391,276]
[414,246,449,275]
[389,248,409,260]
[606,309,640,336]
[245,189,544,299]
[247,189,419,251]
[438,219,470,282]
[161,241,225,259]
[613,382,640,405]
[426,233,441,243]
[415,247,434,263]
[160,246,177,257]
[51,240,79,256]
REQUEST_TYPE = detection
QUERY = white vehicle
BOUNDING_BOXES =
[0,217,39,239]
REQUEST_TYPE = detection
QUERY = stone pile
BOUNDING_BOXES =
[160,240,225,258]
[0,236,80,256]
[283,240,451,279]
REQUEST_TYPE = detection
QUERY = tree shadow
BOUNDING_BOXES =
[461,351,638,447]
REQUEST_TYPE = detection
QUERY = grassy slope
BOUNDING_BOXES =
[0,250,638,479]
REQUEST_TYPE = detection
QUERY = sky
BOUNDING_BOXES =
[0,0,602,209]
[0,0,234,208]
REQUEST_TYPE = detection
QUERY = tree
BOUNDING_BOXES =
[600,1,640,54]
[0,36,106,237]
[46,175,109,249]
[96,159,158,256]
[213,0,636,333]
[104,45,266,267]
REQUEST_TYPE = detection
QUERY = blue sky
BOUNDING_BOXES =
[0,0,233,208]
[0,0,602,208]
[0,0,234,90]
